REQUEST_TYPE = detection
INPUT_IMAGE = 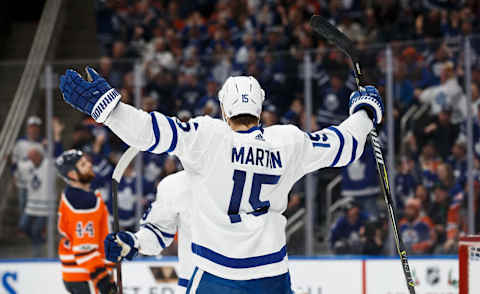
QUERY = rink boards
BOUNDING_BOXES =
[0,256,458,294]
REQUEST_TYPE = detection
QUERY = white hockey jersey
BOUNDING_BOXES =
[135,171,192,293]
[12,138,44,188]
[18,158,51,216]
[105,102,373,280]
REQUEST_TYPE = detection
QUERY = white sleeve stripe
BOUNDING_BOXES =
[76,251,100,264]
[59,254,75,261]
[61,267,88,273]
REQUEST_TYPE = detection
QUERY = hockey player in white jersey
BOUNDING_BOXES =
[105,171,193,293]
[59,67,383,293]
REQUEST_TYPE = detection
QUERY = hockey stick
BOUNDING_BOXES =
[112,147,140,294]
[310,15,416,294]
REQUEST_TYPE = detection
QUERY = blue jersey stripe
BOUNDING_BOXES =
[327,126,344,167]
[236,125,263,134]
[312,142,331,148]
[149,222,175,238]
[178,278,189,287]
[142,224,166,248]
[165,116,178,153]
[348,136,358,165]
[191,243,287,269]
[161,231,175,238]
[186,267,199,294]
[147,113,160,152]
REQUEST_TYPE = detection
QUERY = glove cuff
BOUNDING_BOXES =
[349,96,383,125]
[91,88,121,123]
[126,231,139,249]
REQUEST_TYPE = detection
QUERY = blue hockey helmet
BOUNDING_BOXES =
[55,149,84,181]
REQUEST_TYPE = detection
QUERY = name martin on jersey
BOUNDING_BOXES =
[231,146,283,169]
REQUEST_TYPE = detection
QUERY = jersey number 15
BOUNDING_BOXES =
[227,170,280,223]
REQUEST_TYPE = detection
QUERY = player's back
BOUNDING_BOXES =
[137,171,193,293]
[102,90,372,281]
[189,119,305,280]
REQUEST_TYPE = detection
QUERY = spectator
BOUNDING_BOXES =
[330,202,369,254]
[395,156,418,210]
[399,46,433,90]
[444,180,480,253]
[52,118,65,157]
[194,78,220,117]
[144,37,177,79]
[110,163,154,232]
[11,116,44,223]
[393,61,415,110]
[447,141,467,181]
[173,74,205,113]
[70,124,93,152]
[341,144,380,217]
[399,198,436,255]
[145,71,177,115]
[418,61,466,124]
[89,128,114,201]
[436,162,454,189]
[141,96,158,113]
[158,155,180,181]
[18,147,49,257]
[418,142,441,189]
[98,56,123,89]
[472,83,480,110]
[415,107,459,159]
[428,184,450,247]
[315,74,349,128]
[362,213,389,255]
[111,40,132,74]
[261,104,279,127]
[472,104,480,157]
[281,98,303,126]
[414,184,431,215]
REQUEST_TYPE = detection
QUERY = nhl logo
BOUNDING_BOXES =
[426,266,440,285]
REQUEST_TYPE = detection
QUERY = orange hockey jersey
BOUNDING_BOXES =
[57,186,113,285]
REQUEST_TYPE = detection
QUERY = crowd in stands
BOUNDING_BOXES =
[6,0,480,256]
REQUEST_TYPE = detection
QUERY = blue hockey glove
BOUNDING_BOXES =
[349,85,384,125]
[59,67,121,123]
[104,232,138,262]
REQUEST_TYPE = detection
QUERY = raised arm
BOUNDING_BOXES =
[59,67,177,153]
[299,86,383,175]
[59,68,214,170]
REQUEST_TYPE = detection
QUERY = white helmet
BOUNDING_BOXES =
[218,76,265,119]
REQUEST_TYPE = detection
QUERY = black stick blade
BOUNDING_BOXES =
[309,15,358,60]
[310,15,366,85]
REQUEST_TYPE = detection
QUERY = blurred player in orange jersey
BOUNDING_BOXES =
[55,150,117,294]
